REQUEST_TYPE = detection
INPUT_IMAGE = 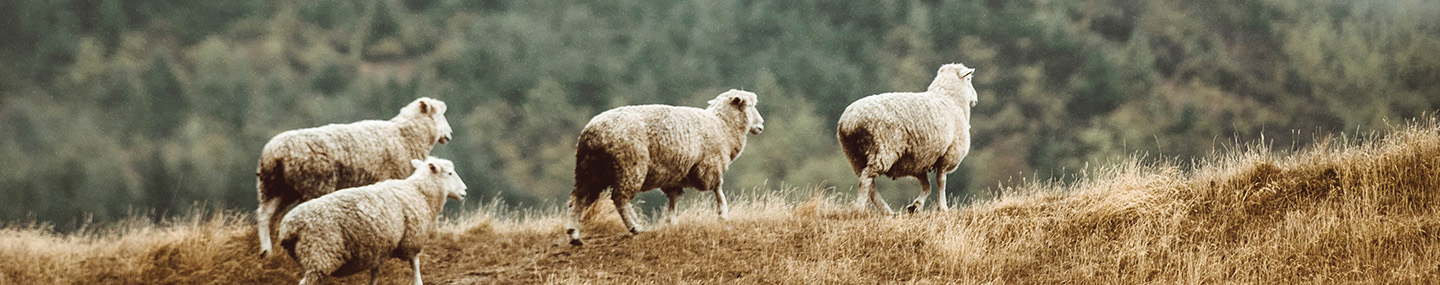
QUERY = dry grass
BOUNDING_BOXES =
[4,118,1440,284]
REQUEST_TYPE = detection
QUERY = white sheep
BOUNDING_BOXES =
[277,157,466,285]
[836,63,978,214]
[256,97,453,257]
[564,89,764,246]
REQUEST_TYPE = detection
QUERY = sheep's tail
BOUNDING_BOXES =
[837,126,874,176]
[572,142,618,194]
[279,232,300,261]
[257,155,293,201]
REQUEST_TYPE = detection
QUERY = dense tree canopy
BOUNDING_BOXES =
[1,0,1435,229]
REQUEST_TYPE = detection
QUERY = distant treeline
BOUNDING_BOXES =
[1,0,1436,229]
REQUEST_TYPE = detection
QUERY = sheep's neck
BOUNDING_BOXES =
[392,116,437,157]
[710,109,748,159]
[927,78,968,105]
[927,79,974,132]
[411,178,447,217]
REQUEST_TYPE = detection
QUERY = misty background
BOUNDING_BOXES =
[1,0,1436,230]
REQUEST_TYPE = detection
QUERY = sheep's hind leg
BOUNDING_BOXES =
[936,171,951,212]
[565,191,600,246]
[410,255,423,285]
[612,193,645,234]
[906,173,932,214]
[713,184,729,220]
[255,197,281,257]
[662,187,683,224]
[858,169,893,215]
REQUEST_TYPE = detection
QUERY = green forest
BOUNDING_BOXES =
[1,0,1436,230]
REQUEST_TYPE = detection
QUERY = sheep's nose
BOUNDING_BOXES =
[751,125,764,134]
[438,135,452,144]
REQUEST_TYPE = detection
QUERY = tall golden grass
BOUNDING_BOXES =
[3,118,1438,284]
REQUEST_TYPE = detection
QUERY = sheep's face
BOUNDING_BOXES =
[711,90,764,135]
[403,98,454,144]
[411,158,467,201]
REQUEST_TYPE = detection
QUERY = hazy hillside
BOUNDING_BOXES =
[3,118,1435,283]
[1,0,1437,228]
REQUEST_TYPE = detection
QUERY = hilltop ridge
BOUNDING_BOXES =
[2,119,1438,283]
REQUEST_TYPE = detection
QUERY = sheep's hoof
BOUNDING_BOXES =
[905,204,920,214]
[569,239,584,246]
[629,228,643,235]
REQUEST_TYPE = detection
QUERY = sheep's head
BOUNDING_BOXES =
[400,97,454,144]
[708,89,765,135]
[933,63,979,108]
[411,157,467,201]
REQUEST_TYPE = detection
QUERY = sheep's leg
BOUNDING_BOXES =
[255,197,281,257]
[410,255,423,285]
[855,172,872,207]
[565,191,599,246]
[612,193,645,234]
[299,270,325,285]
[662,187,683,224]
[713,186,729,220]
[935,171,951,212]
[858,169,893,215]
[906,173,932,214]
[368,267,381,285]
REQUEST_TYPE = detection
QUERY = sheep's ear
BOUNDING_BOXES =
[730,97,743,106]
[961,69,975,79]
[429,163,439,174]
[418,100,430,114]
[410,159,425,171]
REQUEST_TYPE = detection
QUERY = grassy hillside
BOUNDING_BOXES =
[3,118,1438,283]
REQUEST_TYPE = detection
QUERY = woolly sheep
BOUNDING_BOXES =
[256,97,453,257]
[277,157,466,285]
[564,89,764,246]
[836,63,978,214]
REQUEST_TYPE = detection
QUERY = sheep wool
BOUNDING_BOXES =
[837,63,979,214]
[564,89,765,246]
[277,157,467,285]
[255,97,454,257]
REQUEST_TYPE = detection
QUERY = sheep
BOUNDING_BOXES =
[277,157,467,285]
[563,89,765,246]
[836,63,978,214]
[255,97,453,257]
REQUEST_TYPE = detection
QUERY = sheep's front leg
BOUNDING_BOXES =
[662,187,683,224]
[368,267,381,285]
[299,270,325,285]
[410,255,423,285]
[906,173,932,214]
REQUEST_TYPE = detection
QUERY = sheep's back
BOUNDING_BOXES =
[838,93,966,175]
[578,105,720,190]
[262,120,417,197]
[279,180,414,275]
